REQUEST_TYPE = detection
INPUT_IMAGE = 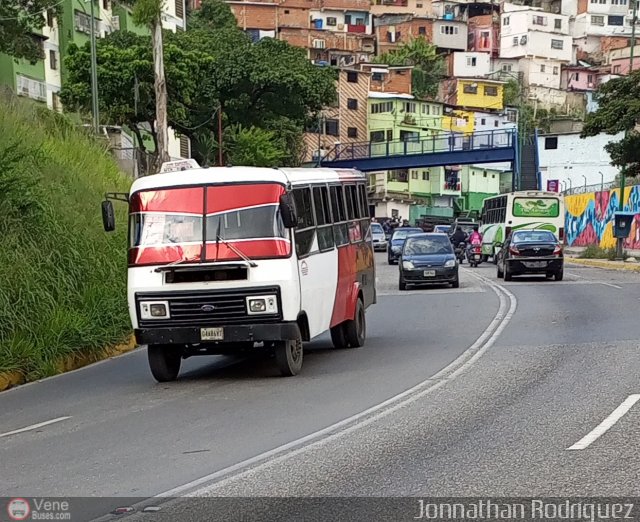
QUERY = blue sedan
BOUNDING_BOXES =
[398,233,459,290]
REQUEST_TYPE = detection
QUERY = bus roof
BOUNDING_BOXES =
[130,166,365,194]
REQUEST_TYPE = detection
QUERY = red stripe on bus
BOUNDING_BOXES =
[130,188,204,214]
[206,184,285,214]
[129,244,203,265]
[330,244,357,327]
[204,239,291,261]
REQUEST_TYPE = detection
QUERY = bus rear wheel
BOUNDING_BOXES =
[148,345,181,382]
[274,337,303,376]
[343,298,366,348]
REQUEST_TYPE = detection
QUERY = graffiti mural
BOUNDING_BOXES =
[565,186,640,249]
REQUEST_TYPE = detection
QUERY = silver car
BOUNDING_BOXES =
[371,222,388,251]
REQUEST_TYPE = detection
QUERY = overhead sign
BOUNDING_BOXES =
[159,159,201,173]
[547,179,559,193]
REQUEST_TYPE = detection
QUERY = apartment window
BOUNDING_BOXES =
[463,83,478,94]
[422,171,429,181]
[553,66,559,75]
[440,25,458,35]
[502,64,512,72]
[545,137,558,149]
[102,0,109,9]
[541,64,546,72]
[467,56,477,66]
[599,0,606,4]
[326,17,337,26]
[74,11,98,34]
[494,120,499,127]
[481,118,486,125]
[575,72,580,80]
[418,26,426,35]
[432,105,440,115]
[49,50,57,70]
[614,64,621,73]
[513,36,519,46]
[588,74,594,83]
[370,130,385,142]
[347,127,358,138]
[591,15,605,25]
[608,15,624,25]
[551,39,564,49]
[417,3,423,7]
[347,71,358,83]
[411,171,418,180]
[533,15,547,25]
[284,9,290,13]
[355,18,364,25]
[422,104,430,115]
[46,9,55,27]
[370,101,393,114]
[386,129,393,141]
[179,135,191,158]
[325,119,339,136]
[175,0,184,19]
[503,16,510,25]
[554,18,562,29]
[372,72,384,81]
[388,170,409,183]
[347,98,358,110]
[484,85,498,96]
[345,15,352,24]
[404,102,416,113]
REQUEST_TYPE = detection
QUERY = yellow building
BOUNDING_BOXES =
[441,108,475,134]
[440,78,506,112]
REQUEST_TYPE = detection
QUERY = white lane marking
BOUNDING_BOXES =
[147,271,517,498]
[567,394,640,450]
[600,282,622,289]
[0,416,71,439]
[379,288,485,296]
[567,272,584,279]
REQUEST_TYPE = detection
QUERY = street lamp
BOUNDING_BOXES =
[598,171,604,192]
[561,180,566,192]
[568,178,573,193]
[87,0,99,134]
[582,174,587,192]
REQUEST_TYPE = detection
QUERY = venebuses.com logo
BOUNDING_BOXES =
[6,498,30,521]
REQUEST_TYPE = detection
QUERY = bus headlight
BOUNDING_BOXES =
[247,295,278,315]
[140,301,170,320]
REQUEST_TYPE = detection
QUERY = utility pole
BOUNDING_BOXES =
[617,0,637,258]
[89,0,99,134]
[218,105,224,166]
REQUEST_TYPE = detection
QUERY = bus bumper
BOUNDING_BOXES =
[135,322,301,346]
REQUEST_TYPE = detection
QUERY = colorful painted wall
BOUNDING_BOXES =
[565,186,640,249]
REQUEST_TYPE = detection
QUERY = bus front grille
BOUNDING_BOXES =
[136,286,282,328]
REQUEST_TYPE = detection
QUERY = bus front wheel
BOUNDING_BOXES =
[148,345,181,382]
[274,337,303,376]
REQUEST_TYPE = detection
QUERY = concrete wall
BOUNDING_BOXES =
[527,85,587,113]
[538,131,623,190]
[451,52,491,77]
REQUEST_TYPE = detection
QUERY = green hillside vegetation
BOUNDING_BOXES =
[0,93,132,379]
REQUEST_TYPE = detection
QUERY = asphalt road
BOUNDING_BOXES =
[3,255,640,520]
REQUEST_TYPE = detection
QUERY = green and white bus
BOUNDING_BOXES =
[479,191,565,261]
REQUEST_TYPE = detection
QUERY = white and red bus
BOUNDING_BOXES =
[102,161,376,380]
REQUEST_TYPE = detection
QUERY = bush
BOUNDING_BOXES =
[0,95,131,379]
[578,245,627,260]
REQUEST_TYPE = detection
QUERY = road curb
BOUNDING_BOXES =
[0,334,137,393]
[566,258,640,272]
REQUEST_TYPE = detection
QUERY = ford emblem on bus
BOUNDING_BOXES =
[200,304,216,312]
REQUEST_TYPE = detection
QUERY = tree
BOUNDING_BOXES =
[0,0,61,63]
[374,38,445,98]
[581,71,640,177]
[224,125,288,167]
[188,0,237,31]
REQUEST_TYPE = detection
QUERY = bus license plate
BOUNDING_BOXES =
[423,270,436,277]
[201,327,224,341]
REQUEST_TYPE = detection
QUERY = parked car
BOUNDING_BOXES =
[496,229,564,281]
[434,225,451,234]
[371,222,388,251]
[387,228,423,265]
[399,233,459,290]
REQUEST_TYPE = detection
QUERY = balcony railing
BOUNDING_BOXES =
[16,75,47,102]
[347,24,367,33]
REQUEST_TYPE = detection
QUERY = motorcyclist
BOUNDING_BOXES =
[450,225,467,246]
[468,225,482,246]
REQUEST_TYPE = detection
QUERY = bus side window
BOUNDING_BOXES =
[293,187,316,258]
[330,185,349,246]
[345,185,362,243]
[357,183,370,239]
[313,185,334,252]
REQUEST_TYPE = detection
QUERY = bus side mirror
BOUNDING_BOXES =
[102,200,116,232]
[279,194,297,229]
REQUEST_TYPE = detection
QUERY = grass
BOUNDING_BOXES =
[578,245,627,261]
[0,94,132,379]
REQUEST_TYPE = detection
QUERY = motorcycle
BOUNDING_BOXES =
[467,244,483,268]
[454,241,466,264]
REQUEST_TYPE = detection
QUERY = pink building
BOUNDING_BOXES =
[561,66,598,91]
[610,57,640,75]
[467,15,499,57]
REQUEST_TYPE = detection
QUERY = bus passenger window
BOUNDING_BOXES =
[330,185,349,246]
[313,185,334,251]
[293,187,315,257]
